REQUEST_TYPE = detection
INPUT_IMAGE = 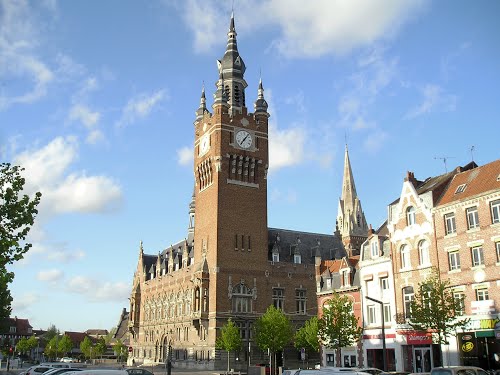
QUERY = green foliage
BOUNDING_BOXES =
[294,316,320,353]
[58,335,73,356]
[80,337,93,359]
[254,305,293,354]
[94,338,107,358]
[409,268,470,345]
[216,319,243,371]
[44,325,59,341]
[113,339,127,362]
[0,163,42,319]
[318,293,362,352]
[45,336,59,359]
[16,337,30,354]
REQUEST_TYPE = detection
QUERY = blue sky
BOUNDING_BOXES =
[1,0,499,333]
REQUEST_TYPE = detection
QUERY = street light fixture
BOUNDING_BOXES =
[365,296,387,371]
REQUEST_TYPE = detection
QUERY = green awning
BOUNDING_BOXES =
[475,330,494,338]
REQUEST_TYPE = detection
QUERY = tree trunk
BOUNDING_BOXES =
[227,350,230,372]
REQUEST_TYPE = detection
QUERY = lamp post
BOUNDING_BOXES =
[365,296,387,371]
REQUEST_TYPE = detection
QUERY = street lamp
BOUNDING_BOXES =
[365,296,387,371]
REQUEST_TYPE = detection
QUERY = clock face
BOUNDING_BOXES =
[200,135,209,155]
[235,130,253,149]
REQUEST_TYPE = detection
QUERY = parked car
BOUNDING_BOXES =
[43,368,83,375]
[60,358,75,363]
[319,368,373,375]
[358,369,383,375]
[431,367,490,375]
[283,370,301,375]
[125,369,154,375]
[25,365,57,375]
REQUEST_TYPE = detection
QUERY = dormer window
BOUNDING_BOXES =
[455,184,467,194]
[294,254,302,264]
[406,206,416,225]
[272,252,279,262]
[343,270,350,287]
[9,326,16,333]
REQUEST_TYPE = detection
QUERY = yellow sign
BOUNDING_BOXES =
[462,342,474,352]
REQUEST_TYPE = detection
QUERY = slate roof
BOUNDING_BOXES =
[63,331,93,345]
[318,256,361,291]
[389,162,478,206]
[438,159,500,206]
[0,317,32,336]
[268,227,345,263]
[112,308,130,345]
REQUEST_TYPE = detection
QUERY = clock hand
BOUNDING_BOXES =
[241,134,249,144]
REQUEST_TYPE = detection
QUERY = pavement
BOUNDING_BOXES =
[0,364,223,375]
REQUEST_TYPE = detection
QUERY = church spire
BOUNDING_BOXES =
[195,84,208,121]
[254,78,269,117]
[216,12,248,114]
[336,145,368,255]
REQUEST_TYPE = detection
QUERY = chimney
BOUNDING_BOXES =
[367,223,375,236]
[405,171,418,186]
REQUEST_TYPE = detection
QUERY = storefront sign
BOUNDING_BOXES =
[405,332,432,345]
[464,315,499,330]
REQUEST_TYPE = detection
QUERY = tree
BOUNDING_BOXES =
[16,337,30,356]
[318,293,363,367]
[0,163,42,319]
[254,306,293,375]
[46,336,59,360]
[216,318,242,372]
[294,316,320,356]
[80,337,93,360]
[94,338,107,361]
[409,269,470,362]
[113,339,127,363]
[58,334,73,357]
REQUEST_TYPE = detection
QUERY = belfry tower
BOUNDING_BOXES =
[192,10,270,347]
[336,145,368,255]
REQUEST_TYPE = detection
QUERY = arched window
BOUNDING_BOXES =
[406,206,416,225]
[418,240,430,266]
[232,283,252,313]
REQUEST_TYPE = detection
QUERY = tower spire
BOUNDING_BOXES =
[195,84,208,121]
[216,12,248,114]
[254,77,269,117]
[336,145,368,255]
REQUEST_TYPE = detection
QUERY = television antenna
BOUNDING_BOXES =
[434,156,455,173]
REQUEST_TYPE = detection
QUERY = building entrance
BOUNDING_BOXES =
[413,347,432,373]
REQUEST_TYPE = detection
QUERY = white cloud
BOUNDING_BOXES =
[117,89,167,127]
[86,129,104,145]
[364,130,389,153]
[266,89,306,173]
[0,0,55,110]
[14,136,123,217]
[405,84,457,119]
[67,276,130,302]
[37,269,64,282]
[69,104,100,128]
[12,292,40,311]
[177,146,193,166]
[174,0,425,58]
[47,249,85,263]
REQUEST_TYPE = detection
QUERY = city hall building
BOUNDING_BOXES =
[127,15,351,371]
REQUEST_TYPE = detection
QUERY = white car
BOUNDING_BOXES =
[60,358,75,363]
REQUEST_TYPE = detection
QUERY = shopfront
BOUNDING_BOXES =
[457,315,500,371]
[363,333,397,371]
[399,331,441,373]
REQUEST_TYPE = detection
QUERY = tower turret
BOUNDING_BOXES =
[216,12,248,115]
[254,78,269,117]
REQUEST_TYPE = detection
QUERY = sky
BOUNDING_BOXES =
[1,0,500,333]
